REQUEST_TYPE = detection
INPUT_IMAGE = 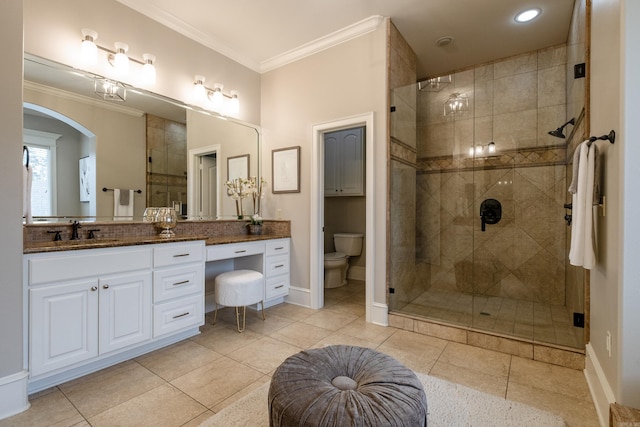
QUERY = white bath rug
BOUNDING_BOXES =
[198,372,566,426]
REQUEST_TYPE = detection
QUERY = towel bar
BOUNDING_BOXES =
[102,187,142,194]
[587,130,615,146]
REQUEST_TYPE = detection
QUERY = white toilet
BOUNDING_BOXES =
[324,233,364,288]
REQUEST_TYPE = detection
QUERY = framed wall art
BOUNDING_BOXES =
[272,146,300,193]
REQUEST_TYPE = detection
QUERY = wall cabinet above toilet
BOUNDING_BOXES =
[324,127,364,197]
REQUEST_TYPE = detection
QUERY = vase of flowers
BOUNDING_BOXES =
[225,178,250,219]
[247,214,263,235]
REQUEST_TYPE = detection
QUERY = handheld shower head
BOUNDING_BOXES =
[548,118,576,139]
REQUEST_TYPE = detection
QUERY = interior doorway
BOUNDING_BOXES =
[188,145,221,219]
[310,113,376,323]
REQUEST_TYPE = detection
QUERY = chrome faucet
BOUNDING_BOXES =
[71,220,82,240]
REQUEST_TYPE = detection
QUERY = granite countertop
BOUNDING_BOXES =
[24,233,291,254]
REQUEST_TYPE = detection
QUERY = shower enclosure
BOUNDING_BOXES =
[388,44,586,350]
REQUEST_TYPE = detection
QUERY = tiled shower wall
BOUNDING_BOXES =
[146,114,187,209]
[415,44,569,305]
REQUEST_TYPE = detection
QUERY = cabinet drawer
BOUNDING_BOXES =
[27,247,152,286]
[265,255,289,277]
[266,239,290,256]
[266,275,290,300]
[153,294,203,338]
[153,241,204,268]
[153,265,204,303]
[207,241,264,261]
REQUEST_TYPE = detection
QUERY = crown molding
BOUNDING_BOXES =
[24,81,145,117]
[260,15,385,73]
[116,0,262,72]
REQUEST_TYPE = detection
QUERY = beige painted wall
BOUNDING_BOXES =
[24,87,147,218]
[260,22,388,303]
[23,0,261,125]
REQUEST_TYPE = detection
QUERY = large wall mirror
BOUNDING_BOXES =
[23,53,260,222]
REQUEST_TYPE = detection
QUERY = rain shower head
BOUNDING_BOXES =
[548,118,576,138]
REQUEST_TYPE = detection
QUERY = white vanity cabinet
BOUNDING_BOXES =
[265,239,290,301]
[26,247,153,377]
[152,241,205,337]
[324,127,364,197]
[24,240,205,392]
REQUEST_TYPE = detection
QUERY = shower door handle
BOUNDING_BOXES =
[480,199,502,232]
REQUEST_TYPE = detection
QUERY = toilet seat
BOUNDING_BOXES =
[324,252,347,260]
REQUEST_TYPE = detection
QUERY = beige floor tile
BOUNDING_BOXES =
[308,332,382,350]
[377,329,447,373]
[136,340,223,381]
[58,361,165,418]
[438,342,512,377]
[170,356,263,408]
[210,375,270,413]
[507,381,600,427]
[509,356,592,401]
[180,410,216,427]
[336,317,397,345]
[191,322,261,355]
[226,336,303,374]
[301,309,360,331]
[269,322,332,348]
[0,389,84,427]
[244,312,295,335]
[430,360,509,397]
[265,303,317,321]
[87,384,207,427]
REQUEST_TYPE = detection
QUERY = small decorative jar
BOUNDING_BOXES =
[248,224,262,235]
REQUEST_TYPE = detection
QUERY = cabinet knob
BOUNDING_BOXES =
[103,284,110,289]
[91,286,98,291]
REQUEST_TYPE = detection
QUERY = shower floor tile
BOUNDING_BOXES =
[399,288,583,349]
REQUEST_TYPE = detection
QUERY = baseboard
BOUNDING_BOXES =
[347,266,365,281]
[370,301,388,326]
[0,370,29,420]
[285,286,311,307]
[584,343,615,427]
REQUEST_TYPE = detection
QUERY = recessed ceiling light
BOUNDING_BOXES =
[435,36,453,47]
[515,8,541,23]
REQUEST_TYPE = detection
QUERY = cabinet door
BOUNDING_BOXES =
[339,128,364,196]
[324,133,340,196]
[98,271,152,354]
[30,280,99,377]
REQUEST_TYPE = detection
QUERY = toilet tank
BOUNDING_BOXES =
[334,233,364,256]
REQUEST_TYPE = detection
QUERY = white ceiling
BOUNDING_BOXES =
[117,0,575,79]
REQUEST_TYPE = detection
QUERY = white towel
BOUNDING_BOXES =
[569,141,596,269]
[23,165,33,224]
[113,189,134,220]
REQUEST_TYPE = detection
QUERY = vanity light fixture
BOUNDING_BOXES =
[515,8,541,23]
[79,29,157,85]
[80,28,98,66]
[469,141,497,156]
[94,78,126,101]
[193,76,241,115]
[444,92,469,116]
[418,75,452,92]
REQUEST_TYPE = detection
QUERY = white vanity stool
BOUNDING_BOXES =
[213,269,265,332]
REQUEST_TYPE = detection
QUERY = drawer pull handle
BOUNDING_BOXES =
[275,285,284,289]
[91,286,98,291]
[103,284,109,289]
[275,247,284,250]
[173,253,190,258]
[173,312,190,319]
[274,264,284,268]
[172,280,190,286]
[234,250,247,253]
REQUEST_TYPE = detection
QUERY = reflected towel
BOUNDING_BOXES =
[569,141,596,269]
[23,165,32,224]
[113,189,134,220]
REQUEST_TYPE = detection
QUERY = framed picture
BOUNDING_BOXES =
[227,154,249,181]
[272,146,300,193]
[79,156,91,202]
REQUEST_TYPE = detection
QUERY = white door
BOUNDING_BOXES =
[30,280,99,376]
[202,155,217,218]
[339,128,364,196]
[324,134,339,196]
[98,271,152,354]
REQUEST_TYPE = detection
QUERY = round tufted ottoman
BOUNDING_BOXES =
[268,345,427,426]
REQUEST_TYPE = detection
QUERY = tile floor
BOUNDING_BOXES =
[400,288,584,348]
[1,281,599,427]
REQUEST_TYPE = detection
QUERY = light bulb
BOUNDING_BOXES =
[475,145,484,155]
[193,75,206,99]
[80,29,98,66]
[469,146,475,156]
[211,83,224,110]
[141,54,156,85]
[113,42,129,75]
[488,142,496,153]
[229,90,239,114]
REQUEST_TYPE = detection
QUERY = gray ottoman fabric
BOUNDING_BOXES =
[268,345,427,426]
